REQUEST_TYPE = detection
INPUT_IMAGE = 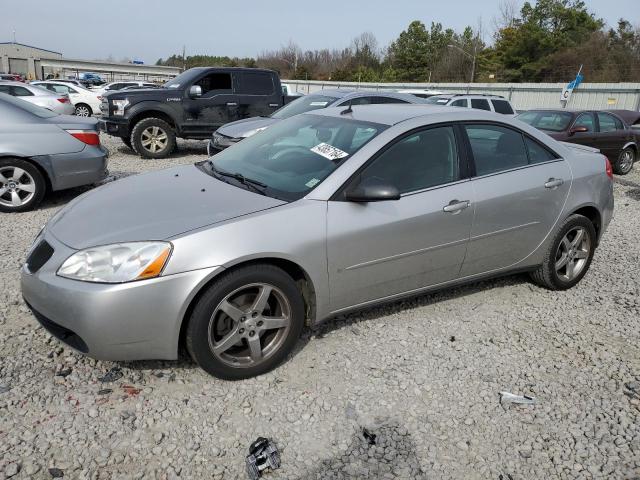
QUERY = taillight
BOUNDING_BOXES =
[605,157,613,179]
[66,130,100,146]
[57,97,70,104]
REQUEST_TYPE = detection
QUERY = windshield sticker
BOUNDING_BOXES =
[305,178,320,188]
[309,101,329,107]
[311,143,349,161]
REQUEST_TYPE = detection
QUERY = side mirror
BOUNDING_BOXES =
[189,85,202,98]
[344,181,401,202]
[569,126,588,136]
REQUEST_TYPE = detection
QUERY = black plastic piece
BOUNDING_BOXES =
[26,240,54,273]
[245,437,280,480]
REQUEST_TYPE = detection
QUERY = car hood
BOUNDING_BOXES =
[216,117,280,139]
[47,164,286,250]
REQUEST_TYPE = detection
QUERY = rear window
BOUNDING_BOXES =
[425,96,451,105]
[238,72,274,95]
[516,111,573,132]
[271,94,338,120]
[492,100,514,115]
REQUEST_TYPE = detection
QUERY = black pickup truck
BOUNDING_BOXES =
[100,67,285,158]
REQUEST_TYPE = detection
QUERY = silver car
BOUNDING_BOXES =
[0,80,75,115]
[0,93,108,212]
[209,90,423,154]
[21,105,614,380]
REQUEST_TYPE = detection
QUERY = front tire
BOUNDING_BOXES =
[613,147,635,175]
[0,158,46,213]
[130,117,176,159]
[74,103,92,117]
[530,214,596,290]
[186,264,305,380]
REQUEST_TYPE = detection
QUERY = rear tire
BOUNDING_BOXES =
[0,158,46,213]
[186,264,305,380]
[530,214,596,290]
[130,117,176,159]
[613,147,635,175]
[74,103,92,117]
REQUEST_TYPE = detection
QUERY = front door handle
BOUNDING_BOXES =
[269,103,279,107]
[544,178,564,189]
[443,200,471,214]
[226,102,238,107]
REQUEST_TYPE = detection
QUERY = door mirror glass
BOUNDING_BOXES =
[345,180,401,202]
[189,85,202,98]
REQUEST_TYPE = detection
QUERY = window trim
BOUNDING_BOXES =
[596,111,623,133]
[461,121,563,180]
[330,122,468,201]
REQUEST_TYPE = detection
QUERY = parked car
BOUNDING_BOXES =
[21,105,613,379]
[31,81,103,117]
[397,89,443,99]
[77,72,105,86]
[516,109,639,175]
[0,81,75,115]
[100,67,287,158]
[93,81,160,95]
[0,93,108,212]
[52,78,92,89]
[0,73,24,82]
[209,89,422,154]
[425,94,516,115]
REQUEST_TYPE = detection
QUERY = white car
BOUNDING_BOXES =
[31,81,103,117]
[397,89,444,99]
[425,94,517,116]
[93,81,158,96]
[0,81,75,115]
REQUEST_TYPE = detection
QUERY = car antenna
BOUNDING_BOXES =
[340,99,354,115]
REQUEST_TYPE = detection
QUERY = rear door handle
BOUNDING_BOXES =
[544,178,564,189]
[226,102,238,107]
[443,200,471,214]
[269,103,279,107]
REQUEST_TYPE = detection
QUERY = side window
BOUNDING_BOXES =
[371,96,409,104]
[471,98,491,111]
[450,99,467,108]
[573,113,594,132]
[238,72,274,95]
[492,100,514,115]
[0,85,10,94]
[358,126,459,194]
[12,86,33,97]
[345,97,374,106]
[51,85,70,94]
[525,137,557,164]
[597,113,621,132]
[465,124,528,176]
[195,73,232,95]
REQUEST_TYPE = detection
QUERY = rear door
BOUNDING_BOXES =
[595,112,633,159]
[460,123,571,277]
[182,70,236,136]
[234,71,280,119]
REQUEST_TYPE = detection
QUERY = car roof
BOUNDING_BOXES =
[307,89,423,103]
[309,104,506,126]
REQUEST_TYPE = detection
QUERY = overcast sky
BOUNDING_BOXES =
[3,0,637,62]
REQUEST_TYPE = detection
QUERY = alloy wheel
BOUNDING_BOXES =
[555,226,591,282]
[75,105,91,117]
[0,166,36,208]
[207,283,292,368]
[618,149,634,173]
[140,126,168,154]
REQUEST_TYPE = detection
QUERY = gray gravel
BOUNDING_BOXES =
[1,135,639,479]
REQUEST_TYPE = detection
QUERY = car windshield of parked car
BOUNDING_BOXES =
[208,114,387,201]
[516,111,573,132]
[425,96,451,105]
[270,95,339,120]
[0,92,58,118]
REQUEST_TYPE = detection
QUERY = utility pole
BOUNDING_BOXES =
[448,40,478,83]
[182,45,186,71]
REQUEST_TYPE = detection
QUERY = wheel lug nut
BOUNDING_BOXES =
[252,312,258,318]
[257,321,263,327]
[239,328,245,334]
[249,330,255,337]
[240,316,246,322]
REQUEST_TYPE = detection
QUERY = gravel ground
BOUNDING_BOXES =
[1,135,639,479]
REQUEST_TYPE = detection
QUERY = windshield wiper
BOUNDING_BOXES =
[208,161,268,196]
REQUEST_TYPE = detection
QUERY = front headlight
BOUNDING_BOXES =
[57,242,172,283]
[111,98,129,116]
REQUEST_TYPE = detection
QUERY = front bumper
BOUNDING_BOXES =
[98,117,129,138]
[21,231,223,361]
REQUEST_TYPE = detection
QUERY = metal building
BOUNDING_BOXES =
[0,42,62,80]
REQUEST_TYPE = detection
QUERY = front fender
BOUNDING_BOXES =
[124,101,181,130]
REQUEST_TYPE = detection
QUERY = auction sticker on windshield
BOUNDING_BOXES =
[311,143,349,161]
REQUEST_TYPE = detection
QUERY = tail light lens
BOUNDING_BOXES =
[605,157,613,179]
[57,97,70,104]
[66,130,100,146]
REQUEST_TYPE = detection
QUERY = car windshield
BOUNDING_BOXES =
[164,69,201,89]
[425,96,451,104]
[270,95,339,120]
[0,92,58,118]
[516,111,574,132]
[207,114,387,201]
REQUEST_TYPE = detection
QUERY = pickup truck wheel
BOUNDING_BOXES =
[0,158,46,213]
[130,118,176,159]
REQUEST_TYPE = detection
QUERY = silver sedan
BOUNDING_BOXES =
[0,81,75,115]
[21,105,614,379]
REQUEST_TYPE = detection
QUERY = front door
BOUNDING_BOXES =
[459,123,571,276]
[569,112,598,147]
[327,125,474,311]
[182,71,238,137]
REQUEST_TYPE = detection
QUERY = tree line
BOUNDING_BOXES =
[156,0,640,83]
